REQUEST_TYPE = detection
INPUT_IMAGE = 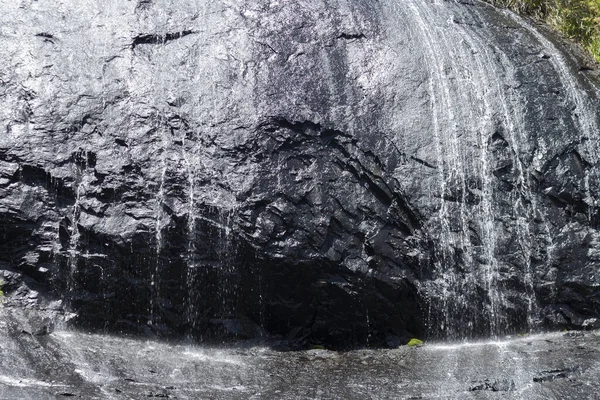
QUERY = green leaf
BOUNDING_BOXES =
[407,338,424,347]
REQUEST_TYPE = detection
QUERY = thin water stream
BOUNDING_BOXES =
[389,0,600,340]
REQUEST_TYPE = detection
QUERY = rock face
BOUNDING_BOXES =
[1,0,599,348]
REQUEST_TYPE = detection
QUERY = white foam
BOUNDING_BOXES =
[182,350,244,366]
[0,375,69,388]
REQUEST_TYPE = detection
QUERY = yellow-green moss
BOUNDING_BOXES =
[407,338,424,347]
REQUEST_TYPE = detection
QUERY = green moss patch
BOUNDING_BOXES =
[407,338,424,347]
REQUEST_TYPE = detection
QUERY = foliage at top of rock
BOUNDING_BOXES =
[488,0,600,63]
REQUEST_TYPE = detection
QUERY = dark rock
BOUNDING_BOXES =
[30,316,55,336]
[146,393,169,398]
[564,331,585,338]
[533,366,580,382]
[469,378,516,392]
[0,0,599,347]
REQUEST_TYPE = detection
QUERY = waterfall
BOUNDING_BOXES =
[507,11,600,218]
[150,115,169,327]
[183,131,198,331]
[66,155,95,301]
[397,0,583,338]
[405,0,504,339]
[464,10,544,332]
[66,178,83,296]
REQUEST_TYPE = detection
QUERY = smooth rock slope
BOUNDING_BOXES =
[1,0,599,347]
[1,309,599,400]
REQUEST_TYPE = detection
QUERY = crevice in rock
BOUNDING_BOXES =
[16,163,76,203]
[35,33,56,44]
[533,366,580,382]
[410,156,437,170]
[114,138,128,148]
[131,30,197,49]
[254,40,279,54]
[135,0,152,12]
[337,33,366,40]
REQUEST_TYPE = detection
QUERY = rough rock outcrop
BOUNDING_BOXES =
[1,0,599,347]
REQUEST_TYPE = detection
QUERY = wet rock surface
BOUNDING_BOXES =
[1,0,600,347]
[1,309,599,399]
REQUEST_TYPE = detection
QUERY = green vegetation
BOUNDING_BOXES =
[487,0,600,63]
[407,338,424,347]
[0,279,4,297]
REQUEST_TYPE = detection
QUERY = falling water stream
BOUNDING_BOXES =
[398,0,599,339]
[65,155,95,301]
[507,11,600,217]
[406,0,507,338]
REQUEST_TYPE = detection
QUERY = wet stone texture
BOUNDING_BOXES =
[1,0,600,348]
[1,309,599,399]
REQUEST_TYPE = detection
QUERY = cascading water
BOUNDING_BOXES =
[405,0,507,339]
[66,178,83,295]
[507,11,600,218]
[145,27,172,328]
[464,8,546,332]
[215,207,238,318]
[178,49,245,337]
[182,130,198,332]
[150,110,169,327]
[65,153,95,301]
[398,0,585,339]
